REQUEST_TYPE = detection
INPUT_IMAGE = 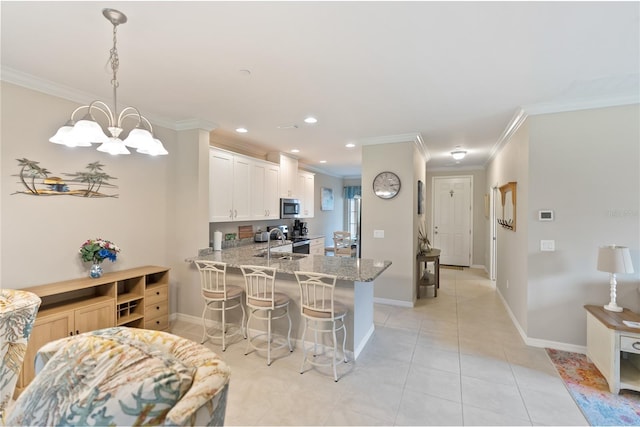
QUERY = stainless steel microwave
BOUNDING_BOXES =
[280,198,301,219]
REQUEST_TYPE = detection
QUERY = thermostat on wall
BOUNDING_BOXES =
[538,210,554,221]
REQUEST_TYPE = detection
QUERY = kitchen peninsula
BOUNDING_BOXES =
[188,243,392,359]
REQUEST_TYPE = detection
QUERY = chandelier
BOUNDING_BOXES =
[49,8,168,156]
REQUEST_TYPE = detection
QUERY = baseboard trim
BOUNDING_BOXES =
[496,289,587,354]
[373,297,414,308]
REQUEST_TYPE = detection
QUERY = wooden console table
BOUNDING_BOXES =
[416,249,440,298]
[16,265,170,394]
[585,304,640,394]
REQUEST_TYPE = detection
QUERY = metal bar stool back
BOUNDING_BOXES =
[240,265,293,366]
[194,260,246,351]
[295,271,348,381]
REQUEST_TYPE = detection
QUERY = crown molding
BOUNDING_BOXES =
[358,132,431,162]
[175,119,218,132]
[522,94,639,116]
[1,66,195,131]
[485,108,528,167]
[486,92,640,167]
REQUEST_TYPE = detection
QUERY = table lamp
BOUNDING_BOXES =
[597,245,635,312]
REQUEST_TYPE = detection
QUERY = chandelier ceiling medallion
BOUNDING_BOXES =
[49,8,168,156]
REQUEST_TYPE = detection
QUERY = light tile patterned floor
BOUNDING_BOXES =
[170,267,588,426]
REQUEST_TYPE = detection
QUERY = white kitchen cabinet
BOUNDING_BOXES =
[268,152,298,198]
[251,159,280,220]
[297,171,315,218]
[209,148,251,222]
[310,237,325,255]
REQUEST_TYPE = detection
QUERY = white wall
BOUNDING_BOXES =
[487,104,640,348]
[527,105,640,345]
[1,82,172,286]
[362,141,425,304]
[486,121,531,333]
[302,171,345,241]
[0,82,214,327]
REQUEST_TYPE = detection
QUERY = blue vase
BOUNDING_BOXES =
[90,263,103,278]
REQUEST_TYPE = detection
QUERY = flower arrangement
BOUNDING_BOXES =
[79,238,120,264]
[418,225,431,254]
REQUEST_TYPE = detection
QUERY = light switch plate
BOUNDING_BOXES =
[540,240,555,251]
[374,230,384,238]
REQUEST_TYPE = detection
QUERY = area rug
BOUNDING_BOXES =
[440,265,463,270]
[546,348,640,426]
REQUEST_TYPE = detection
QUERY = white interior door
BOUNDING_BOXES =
[432,176,472,266]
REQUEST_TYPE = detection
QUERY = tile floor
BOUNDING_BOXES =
[171,267,588,426]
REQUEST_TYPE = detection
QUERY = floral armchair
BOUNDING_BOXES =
[0,289,41,424]
[6,327,231,426]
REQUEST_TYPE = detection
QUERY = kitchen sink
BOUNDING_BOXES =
[254,252,308,260]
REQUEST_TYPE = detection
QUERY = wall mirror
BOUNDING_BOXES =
[498,182,517,231]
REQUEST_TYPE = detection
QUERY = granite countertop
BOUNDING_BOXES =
[187,242,391,282]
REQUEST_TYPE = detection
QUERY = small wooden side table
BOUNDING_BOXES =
[584,304,640,394]
[416,249,441,298]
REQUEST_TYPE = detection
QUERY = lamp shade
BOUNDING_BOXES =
[123,127,155,150]
[97,137,131,155]
[597,245,634,274]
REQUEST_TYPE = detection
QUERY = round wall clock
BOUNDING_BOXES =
[373,171,401,199]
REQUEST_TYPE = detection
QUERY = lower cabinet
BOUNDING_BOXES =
[16,266,169,395]
[310,237,325,255]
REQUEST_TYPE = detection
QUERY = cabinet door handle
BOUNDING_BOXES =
[633,342,640,351]
[229,209,233,219]
[156,291,160,296]
[156,306,160,310]
[69,332,73,336]
[234,209,237,218]
[76,330,80,335]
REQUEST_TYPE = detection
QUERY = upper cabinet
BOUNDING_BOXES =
[210,148,280,223]
[209,148,251,222]
[251,160,280,220]
[297,171,315,218]
[268,152,298,198]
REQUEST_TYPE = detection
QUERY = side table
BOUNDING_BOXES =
[584,304,640,394]
[416,249,441,298]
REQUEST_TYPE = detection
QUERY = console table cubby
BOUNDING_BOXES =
[16,265,170,394]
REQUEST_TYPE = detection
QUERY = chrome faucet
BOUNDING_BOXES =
[266,228,286,261]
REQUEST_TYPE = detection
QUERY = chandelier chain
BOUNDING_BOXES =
[110,25,120,89]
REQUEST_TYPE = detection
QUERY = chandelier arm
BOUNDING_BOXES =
[87,101,115,126]
[138,115,155,134]
[117,107,144,128]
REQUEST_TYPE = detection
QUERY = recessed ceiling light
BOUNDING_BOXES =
[304,116,318,124]
[291,149,300,153]
[345,143,356,148]
[235,127,248,133]
[319,160,327,164]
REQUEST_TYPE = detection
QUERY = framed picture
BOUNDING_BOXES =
[321,187,334,211]
[417,180,424,214]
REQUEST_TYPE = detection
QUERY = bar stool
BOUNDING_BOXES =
[240,265,292,366]
[294,271,348,382]
[194,260,246,351]
[333,231,355,257]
